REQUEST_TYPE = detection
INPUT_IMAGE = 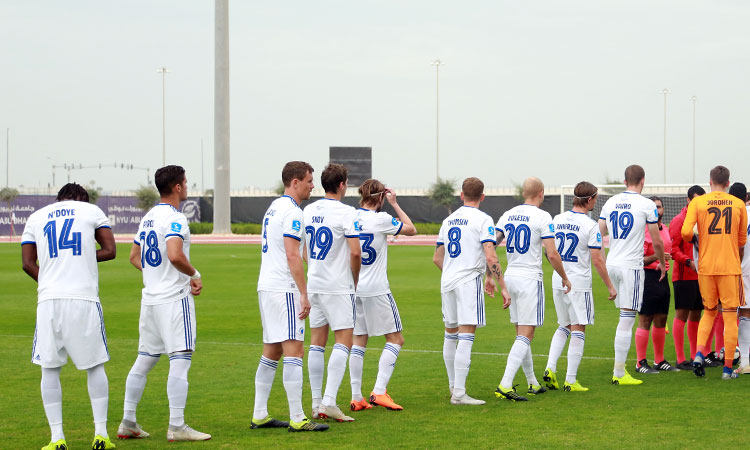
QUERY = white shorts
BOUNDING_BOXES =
[553,289,595,326]
[441,275,485,328]
[32,299,110,370]
[741,273,750,310]
[608,266,644,311]
[506,275,544,326]
[354,293,403,336]
[138,296,196,355]
[258,291,305,343]
[309,293,355,331]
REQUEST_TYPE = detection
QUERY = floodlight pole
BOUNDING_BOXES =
[157,67,169,167]
[662,88,668,184]
[213,0,231,234]
[431,59,444,181]
[691,96,696,183]
[5,128,8,188]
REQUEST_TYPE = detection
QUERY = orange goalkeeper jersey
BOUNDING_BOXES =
[681,190,747,275]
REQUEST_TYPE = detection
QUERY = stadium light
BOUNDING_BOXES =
[157,66,170,167]
[662,88,669,184]
[691,96,697,183]
[431,59,444,181]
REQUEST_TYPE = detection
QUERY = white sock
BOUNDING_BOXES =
[453,333,475,397]
[41,367,64,442]
[167,353,192,428]
[501,336,530,389]
[546,327,571,372]
[373,343,401,395]
[123,353,159,423]
[349,345,366,401]
[614,311,636,377]
[566,331,585,384]
[322,344,350,407]
[308,345,325,408]
[253,356,278,420]
[443,332,458,390]
[282,357,305,423]
[739,317,750,367]
[87,364,109,438]
[522,345,539,386]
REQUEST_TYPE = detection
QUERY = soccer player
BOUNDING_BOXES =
[251,161,328,432]
[433,177,510,405]
[118,166,211,441]
[729,182,750,374]
[348,179,417,412]
[22,183,117,450]
[681,166,748,379]
[495,177,571,401]
[634,196,677,373]
[543,181,617,392]
[669,185,706,370]
[305,163,361,422]
[599,164,666,386]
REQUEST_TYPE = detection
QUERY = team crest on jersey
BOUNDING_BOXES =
[170,222,182,232]
[596,232,602,243]
[392,217,400,226]
[292,220,301,232]
[298,326,305,336]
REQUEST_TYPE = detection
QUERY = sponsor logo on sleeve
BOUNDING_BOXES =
[292,220,301,232]
[488,226,495,235]
[548,224,555,234]
[392,217,400,226]
[596,232,602,243]
[354,221,362,232]
[170,222,182,232]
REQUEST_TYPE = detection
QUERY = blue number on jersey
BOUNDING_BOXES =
[42,218,82,258]
[504,223,531,254]
[609,211,634,240]
[359,233,376,265]
[261,217,269,253]
[139,230,162,267]
[555,231,579,263]
[305,225,334,261]
[447,227,462,258]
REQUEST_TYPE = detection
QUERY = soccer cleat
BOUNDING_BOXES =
[494,384,528,402]
[704,351,722,367]
[675,360,693,371]
[311,406,321,419]
[450,393,486,405]
[635,359,659,374]
[117,420,150,439]
[369,392,403,410]
[692,353,706,377]
[543,368,559,390]
[527,384,547,395]
[563,380,589,392]
[166,424,211,442]
[654,360,680,372]
[41,439,67,450]
[317,404,355,422]
[350,398,373,411]
[288,418,329,432]
[722,367,739,380]
[250,416,290,429]
[612,370,643,385]
[734,365,750,375]
[91,435,116,449]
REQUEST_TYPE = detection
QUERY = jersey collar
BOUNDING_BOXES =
[282,195,300,208]
[158,202,178,212]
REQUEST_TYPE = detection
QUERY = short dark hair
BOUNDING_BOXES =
[321,163,348,194]
[154,165,186,196]
[710,165,730,186]
[462,177,484,201]
[56,183,89,202]
[649,195,663,206]
[624,165,645,186]
[729,182,747,202]
[572,181,598,208]
[282,161,314,187]
[687,185,705,200]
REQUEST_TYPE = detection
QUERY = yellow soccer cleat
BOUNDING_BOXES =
[41,439,67,450]
[612,370,643,386]
[563,380,589,392]
[543,368,559,390]
[91,435,116,449]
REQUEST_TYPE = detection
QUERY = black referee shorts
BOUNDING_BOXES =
[672,279,703,311]
[640,269,671,315]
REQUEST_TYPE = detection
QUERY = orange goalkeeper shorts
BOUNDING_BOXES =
[698,274,745,309]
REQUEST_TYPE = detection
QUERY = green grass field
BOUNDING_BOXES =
[1,243,747,449]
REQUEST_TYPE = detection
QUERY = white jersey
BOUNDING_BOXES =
[599,191,658,269]
[496,204,555,281]
[21,200,110,303]
[551,210,602,291]
[304,199,360,294]
[257,195,305,293]
[742,205,750,275]
[355,208,403,296]
[134,203,191,305]
[437,206,496,292]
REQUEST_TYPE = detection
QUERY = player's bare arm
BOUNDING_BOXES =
[433,244,445,271]
[543,238,572,293]
[597,218,608,262]
[94,226,116,262]
[591,248,616,300]
[646,222,667,281]
[285,235,310,320]
[483,241,510,308]
[166,238,202,296]
[21,243,39,281]
[385,188,417,236]
[129,243,143,271]
[347,236,362,288]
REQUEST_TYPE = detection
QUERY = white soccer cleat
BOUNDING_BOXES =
[450,393,486,405]
[117,420,150,439]
[166,424,211,442]
[312,405,321,419]
[317,404,355,422]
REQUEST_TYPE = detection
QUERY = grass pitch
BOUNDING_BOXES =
[1,243,747,449]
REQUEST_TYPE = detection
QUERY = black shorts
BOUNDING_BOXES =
[672,279,703,311]
[640,269,671,315]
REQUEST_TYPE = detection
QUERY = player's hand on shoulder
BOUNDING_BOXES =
[501,288,511,309]
[190,278,203,296]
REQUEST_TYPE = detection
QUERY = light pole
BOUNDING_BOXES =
[157,66,169,167]
[5,128,8,188]
[200,138,204,194]
[431,59,444,181]
[662,88,669,184]
[691,96,696,183]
